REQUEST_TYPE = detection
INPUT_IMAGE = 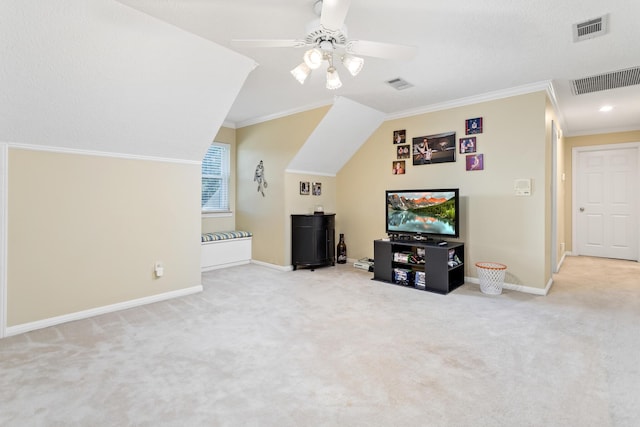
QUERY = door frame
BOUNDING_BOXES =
[0,143,7,338]
[572,141,640,261]
[550,121,559,272]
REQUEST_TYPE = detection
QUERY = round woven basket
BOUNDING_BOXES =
[475,262,507,295]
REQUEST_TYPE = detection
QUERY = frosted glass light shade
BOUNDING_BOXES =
[303,48,323,70]
[326,66,342,90]
[342,54,364,76]
[290,62,311,84]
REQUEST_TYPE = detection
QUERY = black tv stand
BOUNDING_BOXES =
[388,234,444,245]
[373,239,465,294]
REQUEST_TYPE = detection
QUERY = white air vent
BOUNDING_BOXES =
[386,77,413,91]
[571,66,640,95]
[573,14,609,42]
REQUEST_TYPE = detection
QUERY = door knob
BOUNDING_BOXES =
[579,207,585,212]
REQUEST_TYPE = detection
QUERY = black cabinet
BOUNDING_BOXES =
[373,239,465,294]
[291,214,335,270]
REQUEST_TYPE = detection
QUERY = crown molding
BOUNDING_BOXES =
[386,81,553,121]
[234,100,334,128]
[228,81,565,131]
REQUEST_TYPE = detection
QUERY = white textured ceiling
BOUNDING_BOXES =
[117,0,640,136]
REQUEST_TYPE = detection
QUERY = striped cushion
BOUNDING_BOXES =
[201,231,252,242]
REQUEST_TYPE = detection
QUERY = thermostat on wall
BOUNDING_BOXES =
[514,179,532,196]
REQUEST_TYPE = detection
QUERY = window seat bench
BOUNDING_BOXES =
[201,231,252,271]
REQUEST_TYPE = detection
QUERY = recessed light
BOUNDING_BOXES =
[599,105,613,112]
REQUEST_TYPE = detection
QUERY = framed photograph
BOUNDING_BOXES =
[459,137,477,154]
[466,154,484,171]
[393,129,406,144]
[412,132,456,165]
[312,182,322,196]
[396,144,410,159]
[392,160,406,175]
[299,181,310,195]
[465,117,483,135]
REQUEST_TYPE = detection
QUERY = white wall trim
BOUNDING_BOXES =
[386,81,552,121]
[4,285,203,338]
[7,142,201,166]
[202,212,233,218]
[235,100,334,129]
[0,143,7,338]
[285,169,337,177]
[557,251,568,271]
[564,124,640,138]
[250,259,293,272]
[230,82,554,130]
[465,277,551,296]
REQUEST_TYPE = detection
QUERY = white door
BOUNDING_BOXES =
[575,145,639,260]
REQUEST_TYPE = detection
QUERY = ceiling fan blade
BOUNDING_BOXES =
[346,40,417,60]
[320,0,351,31]
[231,39,307,48]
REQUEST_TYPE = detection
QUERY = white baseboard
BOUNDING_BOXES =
[201,260,250,272]
[5,285,203,337]
[556,252,567,271]
[251,259,293,271]
[465,277,550,296]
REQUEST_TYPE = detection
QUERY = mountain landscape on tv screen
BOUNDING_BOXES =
[388,194,450,211]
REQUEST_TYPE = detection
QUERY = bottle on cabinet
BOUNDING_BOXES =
[337,233,347,264]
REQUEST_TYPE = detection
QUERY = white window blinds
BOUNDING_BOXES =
[201,143,230,212]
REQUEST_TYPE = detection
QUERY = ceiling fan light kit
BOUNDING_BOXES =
[232,0,417,90]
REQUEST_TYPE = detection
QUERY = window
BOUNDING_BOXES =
[201,142,230,213]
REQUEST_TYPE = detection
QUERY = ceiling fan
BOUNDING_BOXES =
[231,0,417,89]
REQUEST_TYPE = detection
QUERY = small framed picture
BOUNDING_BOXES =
[466,154,484,171]
[465,117,483,135]
[392,160,406,175]
[396,144,410,159]
[312,182,322,196]
[300,181,310,195]
[459,137,476,154]
[393,129,406,144]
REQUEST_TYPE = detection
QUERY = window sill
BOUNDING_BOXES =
[202,211,233,218]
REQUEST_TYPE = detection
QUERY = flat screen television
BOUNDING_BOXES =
[386,188,460,240]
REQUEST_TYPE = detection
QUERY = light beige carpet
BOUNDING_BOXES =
[1,256,639,426]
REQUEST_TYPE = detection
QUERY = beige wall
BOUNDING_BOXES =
[201,126,237,233]
[7,148,201,326]
[563,130,640,252]
[230,90,618,289]
[236,107,330,266]
[337,92,551,289]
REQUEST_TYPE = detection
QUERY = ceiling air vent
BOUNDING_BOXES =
[386,77,413,91]
[573,14,609,42]
[571,66,640,95]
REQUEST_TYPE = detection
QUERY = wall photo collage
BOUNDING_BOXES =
[391,117,486,174]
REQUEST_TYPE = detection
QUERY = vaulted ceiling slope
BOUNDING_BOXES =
[287,97,385,176]
[0,0,255,161]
